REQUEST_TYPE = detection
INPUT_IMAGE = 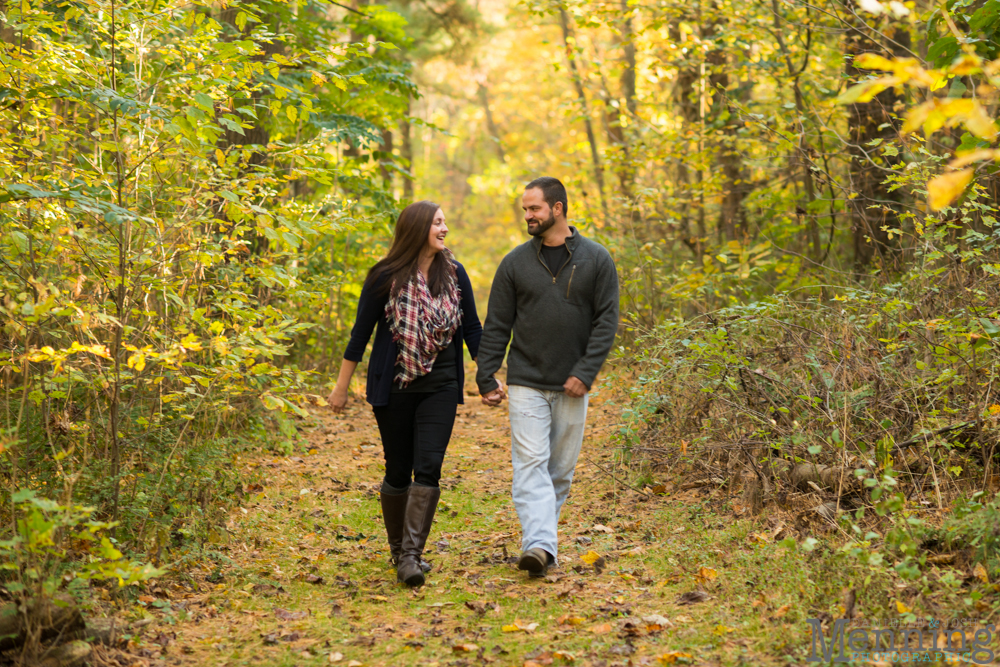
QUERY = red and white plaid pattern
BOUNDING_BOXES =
[386,252,462,387]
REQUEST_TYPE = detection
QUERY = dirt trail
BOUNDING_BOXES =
[119,377,762,667]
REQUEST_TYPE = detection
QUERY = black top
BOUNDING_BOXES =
[344,261,482,407]
[540,243,570,276]
[392,338,459,394]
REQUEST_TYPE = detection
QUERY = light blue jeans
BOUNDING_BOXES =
[508,384,589,562]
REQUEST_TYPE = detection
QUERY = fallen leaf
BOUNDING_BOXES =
[973,563,990,584]
[502,619,539,633]
[591,524,614,534]
[713,624,736,635]
[465,600,486,614]
[453,643,479,652]
[695,566,718,584]
[328,652,343,663]
[589,622,614,634]
[656,651,693,664]
[553,650,575,662]
[580,550,603,565]
[926,553,954,565]
[557,614,586,626]
[642,614,673,628]
[346,662,363,667]
[274,607,308,621]
[895,599,911,614]
[772,604,791,619]
[676,590,710,605]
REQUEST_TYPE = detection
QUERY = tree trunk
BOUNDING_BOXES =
[705,12,748,242]
[477,82,506,162]
[379,127,394,191]
[400,99,414,200]
[558,5,608,222]
[670,18,706,257]
[844,7,908,272]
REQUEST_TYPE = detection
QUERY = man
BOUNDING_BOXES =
[476,176,619,577]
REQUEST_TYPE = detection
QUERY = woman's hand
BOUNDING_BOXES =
[329,361,359,413]
[328,385,349,412]
[481,378,507,407]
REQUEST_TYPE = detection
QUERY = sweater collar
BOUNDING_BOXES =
[532,225,579,250]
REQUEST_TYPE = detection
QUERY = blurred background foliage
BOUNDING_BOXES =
[3,0,1000,594]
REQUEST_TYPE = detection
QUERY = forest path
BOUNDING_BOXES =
[134,373,801,667]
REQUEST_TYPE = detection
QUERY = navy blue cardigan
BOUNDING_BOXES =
[343,262,482,407]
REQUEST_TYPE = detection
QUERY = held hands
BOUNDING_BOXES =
[563,376,588,398]
[481,379,507,407]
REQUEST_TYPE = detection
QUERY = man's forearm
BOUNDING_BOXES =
[475,332,507,393]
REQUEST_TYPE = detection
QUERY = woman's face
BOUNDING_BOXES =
[425,208,448,254]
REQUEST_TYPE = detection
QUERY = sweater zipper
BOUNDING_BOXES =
[566,265,576,298]
[536,243,574,284]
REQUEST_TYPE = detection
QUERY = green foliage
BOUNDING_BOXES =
[0,0,415,558]
[0,489,162,598]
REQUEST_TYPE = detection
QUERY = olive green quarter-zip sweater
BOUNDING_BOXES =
[476,227,620,394]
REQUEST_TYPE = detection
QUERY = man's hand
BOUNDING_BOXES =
[328,386,349,413]
[563,376,588,398]
[482,379,507,407]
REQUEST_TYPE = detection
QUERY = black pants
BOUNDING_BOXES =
[373,389,458,488]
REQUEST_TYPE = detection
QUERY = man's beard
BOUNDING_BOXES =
[527,211,556,236]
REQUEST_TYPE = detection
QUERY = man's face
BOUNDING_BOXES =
[522,188,558,237]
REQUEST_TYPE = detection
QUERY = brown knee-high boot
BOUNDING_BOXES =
[380,482,432,572]
[396,484,440,587]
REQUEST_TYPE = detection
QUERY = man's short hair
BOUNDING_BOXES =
[525,176,568,217]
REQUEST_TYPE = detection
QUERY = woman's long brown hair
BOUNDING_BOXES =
[366,200,455,297]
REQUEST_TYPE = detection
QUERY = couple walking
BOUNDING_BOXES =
[327,177,619,587]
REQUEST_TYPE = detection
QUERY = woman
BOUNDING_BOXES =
[327,201,482,587]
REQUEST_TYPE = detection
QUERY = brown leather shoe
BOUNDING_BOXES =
[380,484,431,573]
[396,484,440,587]
[518,548,552,577]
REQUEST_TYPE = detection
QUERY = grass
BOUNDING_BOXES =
[105,382,998,667]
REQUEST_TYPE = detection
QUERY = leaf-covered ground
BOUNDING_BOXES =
[111,374,993,667]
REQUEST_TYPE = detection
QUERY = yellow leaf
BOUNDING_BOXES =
[657,651,693,664]
[973,562,990,584]
[951,149,1000,169]
[713,624,736,635]
[927,169,973,211]
[215,149,226,165]
[286,105,298,122]
[127,353,146,372]
[557,614,586,625]
[581,550,602,565]
[853,53,895,71]
[553,650,575,662]
[695,566,718,584]
[950,53,983,76]
[964,101,998,139]
[895,599,911,613]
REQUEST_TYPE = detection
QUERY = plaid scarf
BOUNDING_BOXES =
[385,252,462,388]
